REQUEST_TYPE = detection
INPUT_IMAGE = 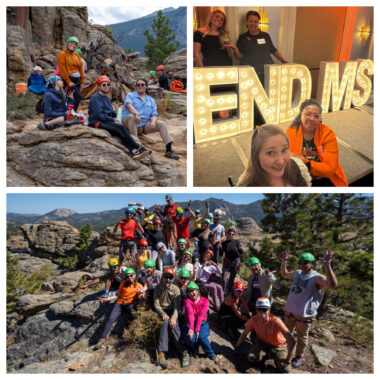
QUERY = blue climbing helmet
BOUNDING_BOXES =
[125,206,135,215]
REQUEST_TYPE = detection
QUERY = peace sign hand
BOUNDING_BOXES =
[321,250,333,265]
[282,250,291,262]
[262,266,271,277]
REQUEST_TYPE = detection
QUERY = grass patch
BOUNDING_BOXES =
[7,88,40,121]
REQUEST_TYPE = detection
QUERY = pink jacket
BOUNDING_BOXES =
[184,297,209,332]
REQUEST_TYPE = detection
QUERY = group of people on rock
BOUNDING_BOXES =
[36,36,180,161]
[194,9,347,187]
[80,196,338,372]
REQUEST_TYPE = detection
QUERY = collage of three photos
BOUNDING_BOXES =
[5,4,374,374]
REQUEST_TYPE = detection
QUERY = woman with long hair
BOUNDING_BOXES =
[286,99,348,187]
[194,9,234,67]
[237,124,311,187]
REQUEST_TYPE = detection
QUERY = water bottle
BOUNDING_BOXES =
[116,107,122,123]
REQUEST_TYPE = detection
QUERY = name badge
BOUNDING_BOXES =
[257,38,266,45]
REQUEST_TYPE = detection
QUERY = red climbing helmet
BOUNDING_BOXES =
[233,281,245,292]
[97,76,110,85]
[156,65,164,71]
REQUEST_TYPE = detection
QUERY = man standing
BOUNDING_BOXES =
[155,194,177,249]
[235,297,295,373]
[122,78,179,160]
[88,76,149,160]
[281,250,338,368]
[156,65,170,90]
[211,212,225,264]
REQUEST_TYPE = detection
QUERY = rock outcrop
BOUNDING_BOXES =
[236,217,263,236]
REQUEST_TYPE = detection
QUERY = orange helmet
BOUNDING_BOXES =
[204,249,214,258]
[97,75,110,85]
[139,239,149,247]
[234,281,245,292]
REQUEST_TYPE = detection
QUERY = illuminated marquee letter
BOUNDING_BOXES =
[193,67,239,143]
[317,61,358,112]
[352,59,374,106]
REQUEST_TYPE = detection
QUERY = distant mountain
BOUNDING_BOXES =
[7,198,264,231]
[108,7,186,57]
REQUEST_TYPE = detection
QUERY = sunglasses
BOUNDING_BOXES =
[101,83,110,87]
[136,83,146,87]
[257,308,268,313]
[164,275,174,280]
[249,264,259,269]
[179,277,188,280]
[126,212,134,215]
[234,289,243,293]
[126,274,134,278]
[299,261,311,265]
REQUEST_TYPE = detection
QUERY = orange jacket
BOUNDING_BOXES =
[57,50,85,85]
[286,124,348,187]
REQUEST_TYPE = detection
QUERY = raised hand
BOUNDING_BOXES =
[282,250,290,262]
[262,266,271,277]
[321,250,333,265]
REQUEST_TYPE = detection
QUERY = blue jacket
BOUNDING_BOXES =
[27,72,46,95]
[88,92,116,125]
[44,88,70,119]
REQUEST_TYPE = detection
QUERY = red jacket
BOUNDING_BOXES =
[286,124,348,187]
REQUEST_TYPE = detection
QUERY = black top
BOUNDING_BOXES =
[191,228,213,255]
[145,229,165,250]
[236,31,277,76]
[221,239,242,261]
[158,74,169,90]
[194,30,232,67]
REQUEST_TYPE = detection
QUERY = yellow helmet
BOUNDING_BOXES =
[108,258,119,268]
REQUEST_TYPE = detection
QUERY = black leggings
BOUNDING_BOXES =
[91,121,140,152]
[65,76,83,112]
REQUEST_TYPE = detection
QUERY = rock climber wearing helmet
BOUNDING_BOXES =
[121,78,180,160]
[155,195,178,249]
[137,259,162,308]
[235,297,296,373]
[217,281,252,338]
[113,207,145,266]
[88,76,150,160]
[37,75,77,130]
[156,65,169,90]
[157,242,176,273]
[171,203,194,246]
[148,70,158,86]
[281,250,337,368]
[133,238,151,269]
[57,36,84,111]
[245,256,281,313]
[210,212,225,265]
[191,218,213,258]
[95,268,143,350]
[145,218,165,263]
[153,267,188,369]
[183,282,220,365]
[175,237,189,264]
[176,250,194,280]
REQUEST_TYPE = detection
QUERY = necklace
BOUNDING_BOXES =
[303,137,314,148]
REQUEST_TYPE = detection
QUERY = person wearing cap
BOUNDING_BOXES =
[156,65,170,90]
[148,70,158,86]
[122,78,179,160]
[183,282,219,364]
[175,268,191,321]
[211,213,225,265]
[157,242,176,272]
[191,218,213,258]
[189,201,210,233]
[27,66,46,95]
[281,250,337,368]
[133,239,151,269]
[88,76,150,160]
[194,250,224,310]
[154,267,188,368]
[114,207,145,265]
[175,237,189,264]
[79,258,127,299]
[217,281,252,338]
[57,36,84,111]
[37,75,77,131]
[171,205,195,245]
[245,257,281,313]
[235,297,296,373]
[145,218,165,263]
[138,259,162,308]
[127,203,146,240]
[155,195,178,249]
[95,268,143,349]
[176,250,194,280]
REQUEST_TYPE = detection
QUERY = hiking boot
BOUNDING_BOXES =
[132,146,150,160]
[292,356,303,368]
[94,338,106,351]
[64,117,81,126]
[165,150,179,160]
[158,352,168,369]
[37,122,47,130]
[210,355,220,365]
[192,349,199,359]
[182,351,190,368]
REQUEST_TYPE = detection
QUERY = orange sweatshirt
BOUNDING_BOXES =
[286,124,348,187]
[57,50,85,85]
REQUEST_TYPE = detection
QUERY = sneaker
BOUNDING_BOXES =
[158,352,168,369]
[37,122,47,130]
[292,356,303,368]
[182,351,190,368]
[94,338,105,351]
[132,146,149,160]
[210,355,220,365]
[192,350,199,359]
[165,150,180,160]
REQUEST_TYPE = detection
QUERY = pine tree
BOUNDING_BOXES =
[143,10,180,68]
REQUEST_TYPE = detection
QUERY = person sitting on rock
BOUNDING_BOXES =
[148,70,158,86]
[153,267,188,368]
[121,78,180,160]
[95,268,143,349]
[235,297,296,373]
[132,238,151,270]
[57,36,84,112]
[88,75,150,160]
[156,65,170,90]
[79,258,126,299]
[157,242,176,273]
[37,75,77,131]
[145,218,165,264]
[113,207,145,266]
[137,259,162,308]
[175,250,194,281]
[27,66,46,95]
[281,250,338,368]
[75,49,87,73]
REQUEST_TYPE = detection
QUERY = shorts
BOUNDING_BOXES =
[119,239,137,259]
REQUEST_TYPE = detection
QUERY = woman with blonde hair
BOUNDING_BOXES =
[237,124,311,187]
[194,9,234,67]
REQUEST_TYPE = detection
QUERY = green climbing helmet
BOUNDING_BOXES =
[149,70,156,76]
[299,252,315,263]
[177,238,187,245]
[186,282,199,291]
[67,36,79,45]
[125,268,136,275]
[144,259,156,268]
[248,257,261,267]
[179,268,190,278]
[202,218,211,225]
[183,250,192,258]
[75,49,82,56]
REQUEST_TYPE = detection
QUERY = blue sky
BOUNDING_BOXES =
[7,193,265,215]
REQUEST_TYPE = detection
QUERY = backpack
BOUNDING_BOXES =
[36,97,44,114]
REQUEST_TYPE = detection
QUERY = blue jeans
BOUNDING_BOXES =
[183,322,215,357]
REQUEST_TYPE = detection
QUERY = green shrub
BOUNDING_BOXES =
[165,93,172,111]
[53,254,79,270]
[7,89,40,121]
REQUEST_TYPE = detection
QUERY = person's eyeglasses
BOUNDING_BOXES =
[126,274,134,278]
[136,83,146,87]
[164,275,174,280]
[179,277,188,281]
[257,308,268,313]
[299,261,311,265]
[126,212,134,215]
[249,264,259,269]
[101,83,110,88]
